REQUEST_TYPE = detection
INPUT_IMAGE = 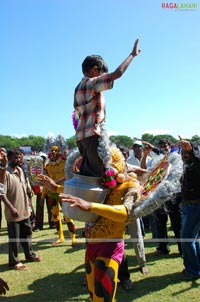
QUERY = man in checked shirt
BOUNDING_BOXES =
[74,38,141,178]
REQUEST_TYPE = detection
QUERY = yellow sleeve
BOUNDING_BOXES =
[56,185,64,194]
[41,186,47,198]
[90,203,128,222]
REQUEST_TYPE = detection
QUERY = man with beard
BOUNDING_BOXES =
[0,149,41,270]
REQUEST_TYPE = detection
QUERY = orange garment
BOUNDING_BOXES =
[45,158,76,245]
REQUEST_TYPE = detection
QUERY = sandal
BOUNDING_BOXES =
[14,263,27,270]
[121,279,134,291]
[52,239,65,246]
[27,255,42,262]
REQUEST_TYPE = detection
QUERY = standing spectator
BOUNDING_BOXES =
[32,152,53,231]
[132,139,160,236]
[127,140,153,169]
[0,149,41,270]
[117,146,148,291]
[149,140,182,256]
[179,139,200,280]
[18,150,36,229]
[127,140,157,238]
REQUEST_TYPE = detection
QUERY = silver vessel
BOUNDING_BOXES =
[62,173,108,222]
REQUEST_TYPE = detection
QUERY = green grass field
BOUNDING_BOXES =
[0,200,199,302]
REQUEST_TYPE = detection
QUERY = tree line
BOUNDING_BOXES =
[0,133,200,153]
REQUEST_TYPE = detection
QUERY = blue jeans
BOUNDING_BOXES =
[181,203,200,277]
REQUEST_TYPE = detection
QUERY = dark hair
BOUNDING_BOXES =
[191,142,200,157]
[158,139,171,146]
[7,149,21,160]
[82,55,108,75]
[118,145,129,159]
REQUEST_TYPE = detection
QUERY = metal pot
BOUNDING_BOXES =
[62,173,108,222]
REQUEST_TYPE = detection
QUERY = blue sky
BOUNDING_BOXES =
[0,0,199,141]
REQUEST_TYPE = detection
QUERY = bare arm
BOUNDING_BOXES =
[110,39,141,81]
[178,135,192,152]
[126,163,147,176]
[37,174,64,193]
[0,149,8,184]
[140,141,157,169]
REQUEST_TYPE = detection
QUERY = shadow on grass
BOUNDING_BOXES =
[2,270,199,302]
[2,271,89,302]
[116,271,200,302]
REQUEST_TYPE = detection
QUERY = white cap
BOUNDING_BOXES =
[39,152,47,159]
[133,140,143,147]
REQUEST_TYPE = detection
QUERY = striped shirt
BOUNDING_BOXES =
[74,74,113,141]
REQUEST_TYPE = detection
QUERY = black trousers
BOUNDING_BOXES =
[34,194,53,230]
[7,218,36,267]
[154,193,182,254]
[77,135,105,178]
[0,200,2,229]
[118,254,130,282]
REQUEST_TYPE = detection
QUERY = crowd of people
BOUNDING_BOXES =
[1,38,200,302]
[1,135,200,298]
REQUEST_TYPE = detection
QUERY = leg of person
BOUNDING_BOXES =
[168,196,182,255]
[118,254,134,290]
[154,206,170,255]
[85,258,94,301]
[148,213,158,239]
[128,219,148,274]
[34,193,44,231]
[48,197,65,245]
[29,202,36,230]
[181,203,200,279]
[20,218,41,262]
[86,256,119,302]
[7,221,27,269]
[139,217,145,237]
[118,253,130,282]
[77,135,105,177]
[63,215,76,246]
[0,199,2,229]
[46,196,54,228]
[142,215,150,231]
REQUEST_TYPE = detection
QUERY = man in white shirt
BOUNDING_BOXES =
[127,140,153,170]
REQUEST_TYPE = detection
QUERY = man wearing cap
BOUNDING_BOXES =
[127,140,153,170]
